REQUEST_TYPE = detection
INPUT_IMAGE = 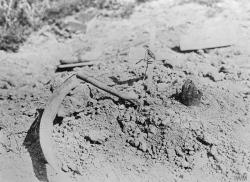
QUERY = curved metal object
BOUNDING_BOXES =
[39,72,138,181]
[39,74,79,181]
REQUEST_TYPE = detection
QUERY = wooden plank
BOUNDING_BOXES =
[180,19,237,51]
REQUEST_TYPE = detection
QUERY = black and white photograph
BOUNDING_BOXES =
[0,0,250,181]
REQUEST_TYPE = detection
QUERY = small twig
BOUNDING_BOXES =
[76,72,140,106]
[144,27,156,94]
[57,61,99,69]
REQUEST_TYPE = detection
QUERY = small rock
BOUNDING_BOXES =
[180,79,202,106]
[84,129,110,144]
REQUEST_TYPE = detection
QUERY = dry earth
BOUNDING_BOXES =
[1,0,250,182]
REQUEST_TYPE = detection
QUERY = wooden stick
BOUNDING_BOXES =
[57,61,99,69]
[76,72,140,106]
[59,58,98,64]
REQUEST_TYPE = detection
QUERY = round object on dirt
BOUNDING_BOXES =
[180,79,202,106]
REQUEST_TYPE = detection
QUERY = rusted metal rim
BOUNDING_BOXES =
[39,74,79,181]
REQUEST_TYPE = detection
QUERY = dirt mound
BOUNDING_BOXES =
[49,56,249,181]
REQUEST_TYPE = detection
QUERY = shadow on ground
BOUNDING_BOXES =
[23,109,49,182]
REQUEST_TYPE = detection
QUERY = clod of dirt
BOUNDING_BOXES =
[180,79,202,106]
[219,65,235,74]
[204,71,224,82]
[84,129,111,144]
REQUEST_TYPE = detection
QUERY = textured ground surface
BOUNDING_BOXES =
[1,0,250,182]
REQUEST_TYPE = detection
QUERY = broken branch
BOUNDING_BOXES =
[76,72,140,106]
